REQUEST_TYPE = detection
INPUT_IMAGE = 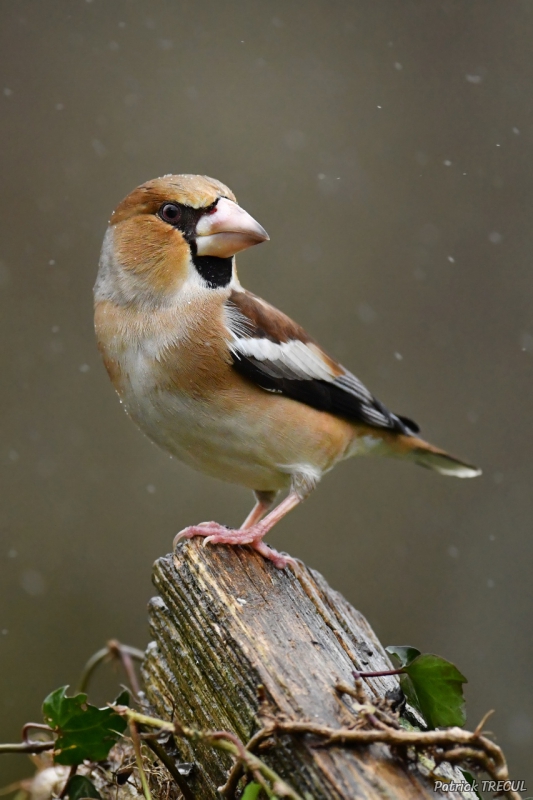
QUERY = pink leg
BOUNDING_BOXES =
[240,490,277,529]
[174,492,301,569]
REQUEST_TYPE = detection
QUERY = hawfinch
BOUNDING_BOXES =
[94,175,481,568]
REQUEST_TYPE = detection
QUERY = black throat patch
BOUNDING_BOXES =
[192,253,233,289]
[156,201,234,289]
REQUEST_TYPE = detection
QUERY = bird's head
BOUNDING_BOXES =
[95,174,269,307]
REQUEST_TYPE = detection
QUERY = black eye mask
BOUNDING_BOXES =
[157,201,233,289]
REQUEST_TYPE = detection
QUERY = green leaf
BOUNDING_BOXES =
[64,775,101,800]
[385,647,467,729]
[459,770,481,799]
[397,672,423,718]
[241,781,263,800]
[403,654,467,729]
[240,784,279,800]
[42,685,127,765]
[386,645,432,723]
[241,784,263,800]
[385,645,421,667]
[113,689,130,707]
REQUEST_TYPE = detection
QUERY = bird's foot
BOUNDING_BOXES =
[249,538,299,569]
[174,521,258,547]
[173,522,297,569]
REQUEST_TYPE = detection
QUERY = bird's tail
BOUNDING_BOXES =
[393,435,482,478]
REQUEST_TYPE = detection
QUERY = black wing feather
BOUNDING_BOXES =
[231,351,419,436]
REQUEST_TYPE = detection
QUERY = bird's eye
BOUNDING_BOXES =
[159,203,182,224]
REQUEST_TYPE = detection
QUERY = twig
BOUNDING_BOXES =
[218,765,243,800]
[21,723,53,743]
[0,740,54,755]
[219,728,272,798]
[59,765,77,799]
[434,746,500,773]
[77,646,110,694]
[129,718,153,800]
[209,731,280,799]
[267,719,495,750]
[353,668,404,679]
[144,738,195,800]
[108,640,142,699]
[335,681,402,729]
[114,708,304,800]
[256,720,516,797]
[112,704,519,800]
[77,640,145,695]
[474,709,495,736]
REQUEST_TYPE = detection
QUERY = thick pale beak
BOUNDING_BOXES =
[195,197,269,258]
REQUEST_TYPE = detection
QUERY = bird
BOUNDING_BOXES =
[94,174,481,569]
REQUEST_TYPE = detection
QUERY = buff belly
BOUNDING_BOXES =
[119,377,360,493]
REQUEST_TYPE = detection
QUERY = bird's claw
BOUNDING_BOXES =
[174,522,226,548]
[173,521,297,569]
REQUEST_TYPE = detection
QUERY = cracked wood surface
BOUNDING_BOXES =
[142,539,472,799]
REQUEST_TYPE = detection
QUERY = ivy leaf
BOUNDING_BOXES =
[403,654,467,728]
[241,784,263,800]
[386,646,426,717]
[241,784,278,800]
[42,686,127,765]
[113,689,130,707]
[385,645,421,667]
[459,770,482,799]
[64,775,101,800]
[386,647,467,729]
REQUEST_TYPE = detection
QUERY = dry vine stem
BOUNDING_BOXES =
[77,639,145,695]
[222,682,516,799]
[0,740,54,756]
[113,708,303,800]
[114,690,518,800]
[250,721,512,788]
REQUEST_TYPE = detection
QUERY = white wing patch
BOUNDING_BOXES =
[224,302,336,381]
[224,306,375,398]
[229,337,335,382]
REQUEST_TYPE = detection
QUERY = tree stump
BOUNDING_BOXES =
[142,540,472,799]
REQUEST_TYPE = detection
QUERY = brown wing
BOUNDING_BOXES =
[225,289,419,435]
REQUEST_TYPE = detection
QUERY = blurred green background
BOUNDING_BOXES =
[1,0,532,788]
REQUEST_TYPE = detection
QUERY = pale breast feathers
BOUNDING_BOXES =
[223,290,419,435]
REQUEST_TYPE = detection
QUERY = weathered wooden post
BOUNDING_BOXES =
[141,540,476,799]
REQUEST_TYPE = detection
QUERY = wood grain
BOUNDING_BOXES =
[142,539,472,799]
